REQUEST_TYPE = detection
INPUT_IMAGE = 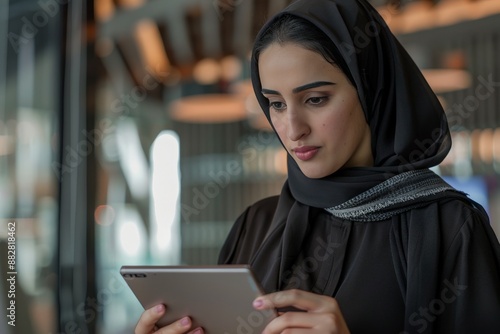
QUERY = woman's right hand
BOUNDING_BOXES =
[134,304,204,334]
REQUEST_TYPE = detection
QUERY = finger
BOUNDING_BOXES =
[254,289,339,313]
[135,304,166,334]
[262,311,340,334]
[186,327,204,334]
[151,317,195,334]
[135,304,195,334]
[265,330,313,334]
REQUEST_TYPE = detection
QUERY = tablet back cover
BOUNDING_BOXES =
[120,265,276,333]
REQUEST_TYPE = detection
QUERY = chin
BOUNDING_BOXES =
[293,157,343,179]
[299,166,338,179]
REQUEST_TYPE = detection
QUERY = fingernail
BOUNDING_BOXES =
[192,328,203,334]
[155,304,164,314]
[180,317,190,326]
[253,299,263,308]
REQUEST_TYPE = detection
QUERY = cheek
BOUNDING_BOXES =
[321,122,346,145]
[271,116,287,139]
[320,110,363,148]
[321,110,352,139]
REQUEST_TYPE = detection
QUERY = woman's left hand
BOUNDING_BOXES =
[253,289,351,334]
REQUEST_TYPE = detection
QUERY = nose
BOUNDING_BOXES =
[286,109,310,141]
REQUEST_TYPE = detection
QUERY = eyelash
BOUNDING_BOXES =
[269,96,329,112]
[308,96,328,105]
[269,101,286,111]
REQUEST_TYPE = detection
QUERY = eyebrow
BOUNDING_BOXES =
[261,81,336,95]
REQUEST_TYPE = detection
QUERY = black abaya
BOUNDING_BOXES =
[218,185,500,333]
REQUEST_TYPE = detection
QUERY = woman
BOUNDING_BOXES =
[135,0,500,333]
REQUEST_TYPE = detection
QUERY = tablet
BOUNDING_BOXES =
[120,265,277,333]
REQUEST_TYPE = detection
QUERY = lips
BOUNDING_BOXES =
[292,146,320,161]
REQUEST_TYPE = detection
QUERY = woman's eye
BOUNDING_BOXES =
[270,101,286,111]
[307,96,327,105]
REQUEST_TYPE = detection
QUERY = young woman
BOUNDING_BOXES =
[135,0,500,333]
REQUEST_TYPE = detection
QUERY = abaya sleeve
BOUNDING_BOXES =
[392,198,500,334]
[434,207,500,333]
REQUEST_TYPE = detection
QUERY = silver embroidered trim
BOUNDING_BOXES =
[324,170,457,222]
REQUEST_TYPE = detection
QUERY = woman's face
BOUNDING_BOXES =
[259,42,373,178]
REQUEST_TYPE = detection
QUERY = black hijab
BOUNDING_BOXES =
[250,0,451,208]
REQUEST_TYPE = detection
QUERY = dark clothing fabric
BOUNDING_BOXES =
[218,188,500,333]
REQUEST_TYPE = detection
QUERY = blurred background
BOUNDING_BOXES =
[0,0,499,333]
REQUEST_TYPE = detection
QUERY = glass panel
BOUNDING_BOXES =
[0,0,61,333]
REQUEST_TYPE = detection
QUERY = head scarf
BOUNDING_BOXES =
[250,0,451,208]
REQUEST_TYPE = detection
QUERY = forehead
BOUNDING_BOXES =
[258,43,347,88]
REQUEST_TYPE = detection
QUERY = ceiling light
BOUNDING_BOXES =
[193,58,222,85]
[220,55,243,82]
[421,69,471,94]
[117,0,145,9]
[475,0,500,19]
[94,0,115,21]
[398,1,435,33]
[134,20,171,81]
[169,94,247,123]
[435,0,473,26]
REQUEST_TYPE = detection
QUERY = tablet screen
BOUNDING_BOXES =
[120,265,277,333]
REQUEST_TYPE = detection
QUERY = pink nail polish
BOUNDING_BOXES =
[155,305,164,314]
[253,299,263,308]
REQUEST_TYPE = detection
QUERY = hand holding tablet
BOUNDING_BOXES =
[121,265,277,333]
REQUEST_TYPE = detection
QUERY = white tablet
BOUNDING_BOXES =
[120,265,277,333]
